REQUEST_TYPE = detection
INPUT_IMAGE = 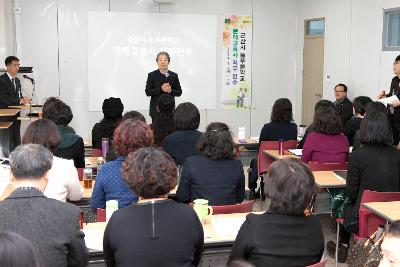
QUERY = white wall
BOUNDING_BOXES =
[0,0,6,61]
[297,0,400,108]
[7,0,298,139]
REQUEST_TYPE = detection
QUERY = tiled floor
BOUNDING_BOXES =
[253,199,349,267]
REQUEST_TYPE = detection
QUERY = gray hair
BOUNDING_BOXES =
[9,144,53,180]
[156,51,170,62]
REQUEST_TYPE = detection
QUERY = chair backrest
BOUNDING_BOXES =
[211,200,254,215]
[77,168,84,181]
[92,149,103,157]
[359,190,400,238]
[305,259,327,267]
[257,140,298,175]
[97,208,106,222]
[307,162,348,171]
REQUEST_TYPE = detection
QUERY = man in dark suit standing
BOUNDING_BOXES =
[0,56,31,149]
[145,51,182,122]
[333,83,353,125]
[0,144,88,267]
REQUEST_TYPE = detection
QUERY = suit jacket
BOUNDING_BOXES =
[145,69,182,117]
[0,73,21,108]
[0,187,88,267]
[176,155,245,205]
[334,97,353,125]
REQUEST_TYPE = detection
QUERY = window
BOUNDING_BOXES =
[383,8,400,51]
[306,19,325,36]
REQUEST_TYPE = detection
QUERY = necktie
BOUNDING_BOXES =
[11,77,17,94]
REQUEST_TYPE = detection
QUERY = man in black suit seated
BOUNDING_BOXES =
[0,144,88,267]
[333,83,353,125]
[0,56,31,149]
[145,51,182,122]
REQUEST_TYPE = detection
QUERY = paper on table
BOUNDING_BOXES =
[210,217,246,238]
[288,149,303,156]
[83,229,104,251]
[378,95,399,106]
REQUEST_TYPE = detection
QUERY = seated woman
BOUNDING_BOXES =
[42,97,85,168]
[91,97,124,150]
[176,122,245,205]
[164,102,202,166]
[22,119,82,202]
[302,106,349,163]
[104,147,203,267]
[326,112,400,263]
[228,158,324,266]
[151,94,175,147]
[343,96,371,146]
[91,120,153,209]
[259,98,297,142]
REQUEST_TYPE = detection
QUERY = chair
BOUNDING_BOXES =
[211,200,254,215]
[92,149,102,157]
[358,190,400,238]
[77,168,84,181]
[257,140,298,175]
[97,208,106,222]
[307,162,348,172]
[334,190,400,266]
[306,259,327,267]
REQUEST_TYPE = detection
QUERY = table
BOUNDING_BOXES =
[313,171,346,188]
[0,109,20,117]
[83,212,256,266]
[262,150,300,160]
[363,201,400,223]
[86,157,101,168]
[0,122,13,156]
[0,109,20,152]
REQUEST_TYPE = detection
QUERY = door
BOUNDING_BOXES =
[302,18,325,126]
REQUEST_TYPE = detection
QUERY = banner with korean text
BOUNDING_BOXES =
[221,15,252,109]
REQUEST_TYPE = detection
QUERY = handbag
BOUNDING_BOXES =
[347,230,384,267]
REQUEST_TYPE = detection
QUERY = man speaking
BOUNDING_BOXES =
[145,51,182,122]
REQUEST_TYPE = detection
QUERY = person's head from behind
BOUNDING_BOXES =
[102,97,124,121]
[173,102,200,131]
[359,112,393,146]
[314,100,334,112]
[353,96,372,117]
[197,122,236,160]
[313,106,343,135]
[113,119,153,157]
[22,119,61,154]
[122,111,146,123]
[9,144,53,192]
[0,231,43,267]
[393,55,400,76]
[42,97,73,126]
[157,94,175,115]
[365,101,388,115]
[5,56,20,76]
[156,51,170,71]
[265,158,315,216]
[270,98,293,123]
[379,221,400,267]
[334,83,348,101]
[122,147,177,199]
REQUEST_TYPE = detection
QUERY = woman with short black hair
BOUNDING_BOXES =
[164,102,202,166]
[42,97,85,168]
[228,158,324,266]
[302,106,349,163]
[0,231,43,267]
[103,147,203,267]
[326,112,400,262]
[176,122,245,205]
[343,96,372,145]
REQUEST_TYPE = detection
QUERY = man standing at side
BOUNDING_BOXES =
[0,56,31,148]
[145,51,182,122]
[0,144,88,267]
[378,55,400,145]
[333,83,353,125]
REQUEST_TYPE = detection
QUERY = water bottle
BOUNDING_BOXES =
[279,139,284,155]
[101,138,109,159]
[237,127,246,143]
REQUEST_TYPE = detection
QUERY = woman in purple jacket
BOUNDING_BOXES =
[302,106,349,163]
